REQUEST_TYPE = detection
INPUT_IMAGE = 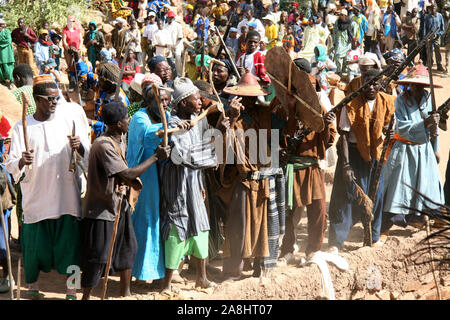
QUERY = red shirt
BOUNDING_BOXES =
[121,59,141,84]
[63,26,81,50]
[11,27,37,49]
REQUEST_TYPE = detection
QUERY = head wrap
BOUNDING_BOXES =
[293,58,311,74]
[115,17,127,25]
[219,59,233,74]
[141,73,163,91]
[167,11,176,18]
[230,27,238,33]
[100,48,112,62]
[315,45,328,62]
[172,77,199,106]
[186,4,194,10]
[102,102,128,125]
[148,55,166,72]
[33,74,55,87]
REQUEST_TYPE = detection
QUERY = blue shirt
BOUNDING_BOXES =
[423,12,445,37]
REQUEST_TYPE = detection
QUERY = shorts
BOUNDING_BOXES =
[164,225,209,270]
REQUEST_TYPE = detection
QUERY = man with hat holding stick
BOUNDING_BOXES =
[218,72,286,280]
[5,74,90,300]
[381,64,444,236]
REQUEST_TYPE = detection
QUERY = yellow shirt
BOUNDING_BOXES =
[265,24,278,50]
[211,6,224,19]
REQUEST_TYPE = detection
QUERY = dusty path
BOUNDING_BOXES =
[1,66,449,301]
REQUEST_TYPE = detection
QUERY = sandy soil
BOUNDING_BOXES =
[1,63,449,301]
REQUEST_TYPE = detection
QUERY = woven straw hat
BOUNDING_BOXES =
[395,64,443,88]
[222,72,270,97]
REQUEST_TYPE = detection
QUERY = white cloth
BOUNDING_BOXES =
[152,29,172,58]
[164,21,183,50]
[346,48,363,73]
[236,51,256,76]
[5,102,90,224]
[339,100,376,143]
[143,23,158,41]
[124,28,142,53]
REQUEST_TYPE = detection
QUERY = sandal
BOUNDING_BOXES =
[65,294,77,300]
[26,290,44,300]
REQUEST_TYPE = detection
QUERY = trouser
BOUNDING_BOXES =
[280,198,327,256]
[445,150,450,206]
[328,146,384,248]
[364,36,383,63]
[394,3,402,15]
[279,207,303,256]
[446,47,450,74]
[17,47,38,76]
[430,37,443,68]
[0,63,14,82]
[385,35,396,52]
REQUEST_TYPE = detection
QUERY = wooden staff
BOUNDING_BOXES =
[426,38,439,138]
[0,201,13,299]
[288,62,292,93]
[115,41,133,101]
[68,120,77,172]
[21,92,32,170]
[208,58,226,118]
[101,193,124,300]
[153,84,168,147]
[200,21,206,79]
[155,102,223,137]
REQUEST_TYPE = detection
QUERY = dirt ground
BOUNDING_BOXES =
[1,63,449,301]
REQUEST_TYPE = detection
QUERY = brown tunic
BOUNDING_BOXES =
[276,104,336,207]
[219,105,274,259]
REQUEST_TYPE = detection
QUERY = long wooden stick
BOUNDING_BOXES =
[101,195,123,300]
[0,202,13,299]
[153,85,168,147]
[426,39,439,138]
[214,26,241,80]
[21,92,32,170]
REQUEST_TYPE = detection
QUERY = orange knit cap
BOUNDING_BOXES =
[33,74,55,87]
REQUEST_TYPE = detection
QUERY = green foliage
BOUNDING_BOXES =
[1,0,89,31]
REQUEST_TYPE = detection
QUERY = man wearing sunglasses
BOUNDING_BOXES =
[5,74,90,300]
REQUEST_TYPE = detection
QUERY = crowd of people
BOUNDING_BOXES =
[0,0,449,300]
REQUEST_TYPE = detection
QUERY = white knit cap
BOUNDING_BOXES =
[172,77,199,106]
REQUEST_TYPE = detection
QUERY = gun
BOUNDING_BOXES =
[437,98,450,131]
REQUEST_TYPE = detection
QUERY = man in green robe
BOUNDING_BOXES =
[0,18,15,86]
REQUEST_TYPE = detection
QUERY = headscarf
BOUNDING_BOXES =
[100,48,112,63]
[148,55,166,72]
[315,44,328,62]
[219,59,233,75]
[88,21,97,41]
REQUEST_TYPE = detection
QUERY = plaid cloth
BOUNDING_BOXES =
[253,168,286,270]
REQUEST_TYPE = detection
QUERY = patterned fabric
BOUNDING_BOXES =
[252,168,286,270]
[11,85,36,115]
[128,101,142,118]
